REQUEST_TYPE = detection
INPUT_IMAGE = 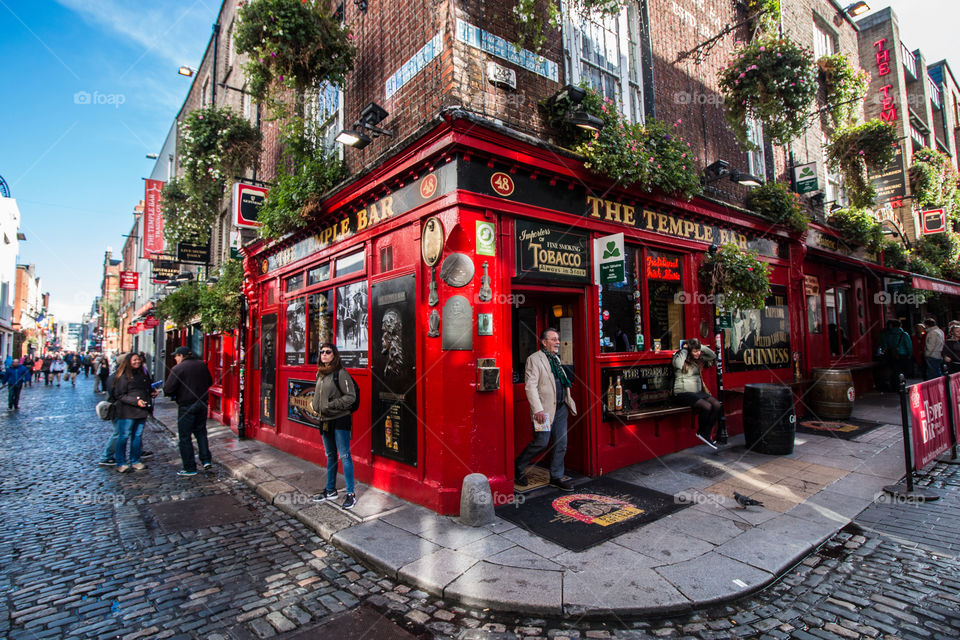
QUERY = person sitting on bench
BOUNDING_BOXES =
[672,338,721,445]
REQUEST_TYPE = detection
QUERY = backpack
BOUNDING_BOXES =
[333,369,360,413]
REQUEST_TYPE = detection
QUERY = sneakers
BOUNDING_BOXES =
[177,470,198,477]
[695,433,719,450]
[341,493,357,510]
[549,477,574,492]
[202,463,212,470]
[98,459,116,467]
[132,463,146,471]
[116,465,130,473]
[312,488,338,502]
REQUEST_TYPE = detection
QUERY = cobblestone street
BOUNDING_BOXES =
[2,377,959,639]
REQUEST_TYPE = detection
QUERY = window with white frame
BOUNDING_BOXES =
[746,117,765,178]
[314,81,342,154]
[813,19,836,60]
[821,134,847,206]
[563,2,645,123]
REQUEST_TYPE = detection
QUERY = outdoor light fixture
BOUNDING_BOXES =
[178,65,196,77]
[336,102,393,149]
[545,84,605,132]
[703,160,764,188]
[844,1,870,17]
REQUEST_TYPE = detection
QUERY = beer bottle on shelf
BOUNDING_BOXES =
[615,376,623,411]
[607,377,616,413]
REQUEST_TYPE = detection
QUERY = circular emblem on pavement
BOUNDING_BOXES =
[419,174,437,199]
[552,493,643,526]
[490,172,514,197]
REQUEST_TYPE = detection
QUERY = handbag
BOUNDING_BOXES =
[95,401,116,421]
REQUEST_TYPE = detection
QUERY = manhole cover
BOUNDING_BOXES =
[145,494,256,533]
[686,463,727,479]
[278,606,418,640]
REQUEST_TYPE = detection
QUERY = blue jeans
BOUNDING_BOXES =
[515,403,569,479]
[321,428,354,494]
[925,357,943,380]
[101,420,119,462]
[115,418,145,466]
[7,383,22,408]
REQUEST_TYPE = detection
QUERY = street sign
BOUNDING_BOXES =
[233,182,268,228]
[596,232,625,284]
[921,209,945,235]
[178,240,211,264]
[119,271,139,290]
[793,162,818,194]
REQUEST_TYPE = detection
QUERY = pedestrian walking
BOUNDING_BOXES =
[94,355,109,394]
[41,355,52,385]
[163,346,213,476]
[107,353,156,473]
[50,355,65,386]
[309,343,359,510]
[32,356,42,384]
[21,356,33,387]
[1,358,30,410]
[924,317,945,380]
[83,352,93,378]
[66,354,81,386]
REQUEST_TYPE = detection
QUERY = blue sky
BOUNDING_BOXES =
[0,0,212,322]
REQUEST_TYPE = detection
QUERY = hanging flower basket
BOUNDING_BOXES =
[745,181,809,233]
[825,207,884,253]
[234,0,357,100]
[817,53,870,130]
[718,37,818,148]
[825,119,898,208]
[699,243,771,312]
[910,147,960,219]
[556,89,701,200]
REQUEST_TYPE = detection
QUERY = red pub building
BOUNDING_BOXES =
[224,0,960,514]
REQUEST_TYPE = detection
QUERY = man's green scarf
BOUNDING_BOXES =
[543,349,571,388]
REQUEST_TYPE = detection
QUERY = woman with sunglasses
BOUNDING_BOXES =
[310,343,358,509]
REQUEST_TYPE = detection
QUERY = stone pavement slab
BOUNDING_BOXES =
[444,561,563,614]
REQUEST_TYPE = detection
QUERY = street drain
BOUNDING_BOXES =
[144,494,256,533]
[276,606,419,639]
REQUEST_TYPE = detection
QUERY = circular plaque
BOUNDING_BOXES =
[439,253,475,288]
[421,217,445,267]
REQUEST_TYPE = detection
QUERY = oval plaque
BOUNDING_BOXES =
[421,217,445,267]
[439,252,475,288]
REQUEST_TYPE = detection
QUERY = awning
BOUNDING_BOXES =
[912,275,960,296]
[134,301,155,317]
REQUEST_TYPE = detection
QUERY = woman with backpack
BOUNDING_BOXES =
[672,338,722,446]
[310,343,358,510]
[107,352,156,473]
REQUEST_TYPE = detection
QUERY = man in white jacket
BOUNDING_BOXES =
[514,328,577,491]
[923,317,945,380]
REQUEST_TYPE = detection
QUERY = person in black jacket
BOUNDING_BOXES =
[163,346,214,476]
[108,352,156,473]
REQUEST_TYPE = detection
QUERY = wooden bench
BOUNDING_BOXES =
[607,405,694,437]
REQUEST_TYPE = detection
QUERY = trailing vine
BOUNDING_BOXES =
[553,89,701,199]
[718,37,818,149]
[700,243,771,312]
[157,282,203,327]
[818,53,870,130]
[233,0,356,101]
[914,232,960,281]
[910,147,960,221]
[162,106,261,245]
[745,181,809,233]
[825,119,898,208]
[156,260,246,332]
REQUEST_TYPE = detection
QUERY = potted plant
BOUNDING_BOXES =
[718,37,818,148]
[233,0,356,101]
[745,181,809,233]
[880,238,909,270]
[700,243,771,312]
[824,119,898,208]
[817,53,870,130]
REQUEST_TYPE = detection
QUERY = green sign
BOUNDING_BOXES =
[596,233,625,285]
[793,163,818,194]
[476,220,496,256]
[600,262,625,284]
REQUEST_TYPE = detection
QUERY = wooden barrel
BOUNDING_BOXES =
[810,368,855,420]
[743,384,796,455]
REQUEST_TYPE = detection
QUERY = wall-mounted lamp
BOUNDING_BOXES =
[844,1,870,17]
[545,84,605,132]
[552,304,564,318]
[335,102,394,149]
[178,65,196,77]
[703,160,763,188]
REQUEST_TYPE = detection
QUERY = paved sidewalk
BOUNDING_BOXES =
[151,393,909,617]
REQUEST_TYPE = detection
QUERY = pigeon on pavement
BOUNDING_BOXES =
[733,491,764,508]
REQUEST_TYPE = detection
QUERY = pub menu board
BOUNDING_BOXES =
[601,364,674,418]
[515,219,590,283]
[722,289,791,372]
[868,143,906,204]
[260,314,277,426]
[371,274,418,465]
[287,379,321,428]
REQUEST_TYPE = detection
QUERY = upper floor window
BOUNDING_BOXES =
[746,117,765,179]
[813,20,836,60]
[314,81,342,154]
[563,2,644,123]
[821,134,847,207]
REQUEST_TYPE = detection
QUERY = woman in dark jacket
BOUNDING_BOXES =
[310,343,358,510]
[108,352,156,473]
